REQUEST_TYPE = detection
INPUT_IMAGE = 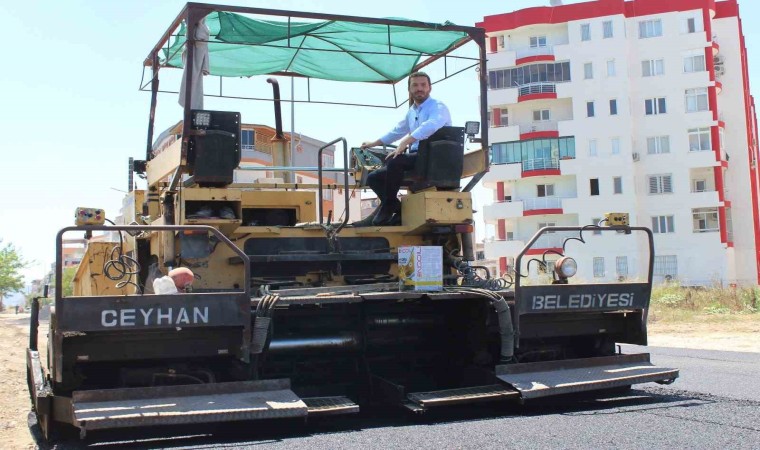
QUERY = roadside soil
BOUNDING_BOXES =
[1,311,758,448]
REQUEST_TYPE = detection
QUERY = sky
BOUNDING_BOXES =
[1,0,759,287]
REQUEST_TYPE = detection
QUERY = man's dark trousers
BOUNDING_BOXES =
[366,153,418,208]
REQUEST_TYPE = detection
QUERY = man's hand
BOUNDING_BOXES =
[361,140,381,149]
[385,136,416,160]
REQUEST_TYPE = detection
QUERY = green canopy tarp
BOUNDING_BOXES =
[162,11,470,82]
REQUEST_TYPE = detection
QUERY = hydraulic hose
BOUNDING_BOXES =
[446,286,515,363]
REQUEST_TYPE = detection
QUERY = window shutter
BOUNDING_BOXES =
[663,175,673,193]
[649,176,659,194]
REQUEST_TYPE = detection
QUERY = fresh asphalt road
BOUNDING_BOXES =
[38,346,760,450]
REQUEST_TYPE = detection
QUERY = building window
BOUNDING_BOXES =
[584,62,593,79]
[499,109,509,126]
[654,255,678,278]
[581,23,591,41]
[322,153,334,167]
[607,59,616,77]
[241,130,255,150]
[603,20,614,39]
[688,127,712,151]
[648,174,673,194]
[684,54,706,73]
[611,137,620,155]
[537,184,555,197]
[488,62,572,90]
[593,257,605,277]
[587,101,595,117]
[645,97,667,115]
[491,136,576,165]
[296,176,304,184]
[720,128,725,150]
[684,16,702,33]
[613,176,623,194]
[533,109,550,121]
[530,35,547,47]
[693,179,707,192]
[592,217,602,235]
[609,99,618,115]
[647,136,670,154]
[589,139,598,157]
[652,215,675,233]
[506,231,514,241]
[538,222,556,233]
[616,256,628,277]
[642,59,665,77]
[692,207,719,232]
[639,19,663,39]
[590,178,600,196]
[323,189,333,201]
[685,88,709,113]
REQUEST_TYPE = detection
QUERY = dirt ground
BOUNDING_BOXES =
[1,312,758,449]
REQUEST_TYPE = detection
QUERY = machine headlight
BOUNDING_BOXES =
[465,121,480,136]
[554,256,577,279]
[193,111,212,127]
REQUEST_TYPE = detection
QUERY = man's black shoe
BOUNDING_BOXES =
[352,205,381,227]
[372,200,401,226]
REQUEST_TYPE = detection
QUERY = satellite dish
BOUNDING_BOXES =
[550,0,564,5]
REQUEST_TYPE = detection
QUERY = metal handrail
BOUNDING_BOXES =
[523,196,563,210]
[514,45,554,59]
[317,137,350,232]
[518,83,556,96]
[522,157,559,171]
[519,121,558,134]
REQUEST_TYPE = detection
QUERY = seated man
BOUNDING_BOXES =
[355,71,451,226]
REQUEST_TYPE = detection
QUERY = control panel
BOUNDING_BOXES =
[351,147,388,186]
[75,207,105,226]
[605,212,629,227]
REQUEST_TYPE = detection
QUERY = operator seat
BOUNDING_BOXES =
[402,126,465,192]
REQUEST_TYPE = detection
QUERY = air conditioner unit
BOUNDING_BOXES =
[632,152,640,162]
[715,65,726,76]
[714,55,724,65]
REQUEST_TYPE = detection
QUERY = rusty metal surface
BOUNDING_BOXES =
[496,353,679,399]
[407,385,519,408]
[72,380,306,430]
[303,396,360,416]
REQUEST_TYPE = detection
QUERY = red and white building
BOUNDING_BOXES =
[477,0,759,285]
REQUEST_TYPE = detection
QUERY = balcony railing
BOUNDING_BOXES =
[518,83,556,97]
[514,45,554,59]
[532,232,575,250]
[522,157,559,172]
[519,121,558,134]
[523,196,563,211]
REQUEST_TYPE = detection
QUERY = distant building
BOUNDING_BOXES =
[151,122,360,223]
[478,0,758,285]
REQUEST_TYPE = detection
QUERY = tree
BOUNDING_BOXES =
[0,239,28,311]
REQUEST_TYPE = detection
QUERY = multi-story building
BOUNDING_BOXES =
[477,0,758,285]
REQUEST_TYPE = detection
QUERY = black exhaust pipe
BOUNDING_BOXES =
[266,78,284,139]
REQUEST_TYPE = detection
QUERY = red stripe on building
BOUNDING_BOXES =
[524,208,563,217]
[518,93,557,103]
[515,55,555,66]
[520,131,560,140]
[523,169,561,178]
[477,0,730,32]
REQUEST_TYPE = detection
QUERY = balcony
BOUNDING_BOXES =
[489,124,520,143]
[483,200,524,222]
[524,232,577,255]
[482,163,522,187]
[686,149,719,168]
[514,45,555,65]
[517,83,557,102]
[522,157,560,176]
[523,196,564,214]
[519,121,559,140]
[484,239,526,259]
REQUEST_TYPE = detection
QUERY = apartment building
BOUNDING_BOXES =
[477,0,759,285]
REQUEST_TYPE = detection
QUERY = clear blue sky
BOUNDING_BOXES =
[1,0,758,284]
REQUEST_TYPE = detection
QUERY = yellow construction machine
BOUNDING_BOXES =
[27,3,677,442]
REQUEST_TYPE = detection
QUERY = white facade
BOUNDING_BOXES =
[478,0,759,286]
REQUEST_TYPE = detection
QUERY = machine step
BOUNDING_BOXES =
[303,396,360,416]
[72,379,307,431]
[407,384,519,409]
[495,353,679,400]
